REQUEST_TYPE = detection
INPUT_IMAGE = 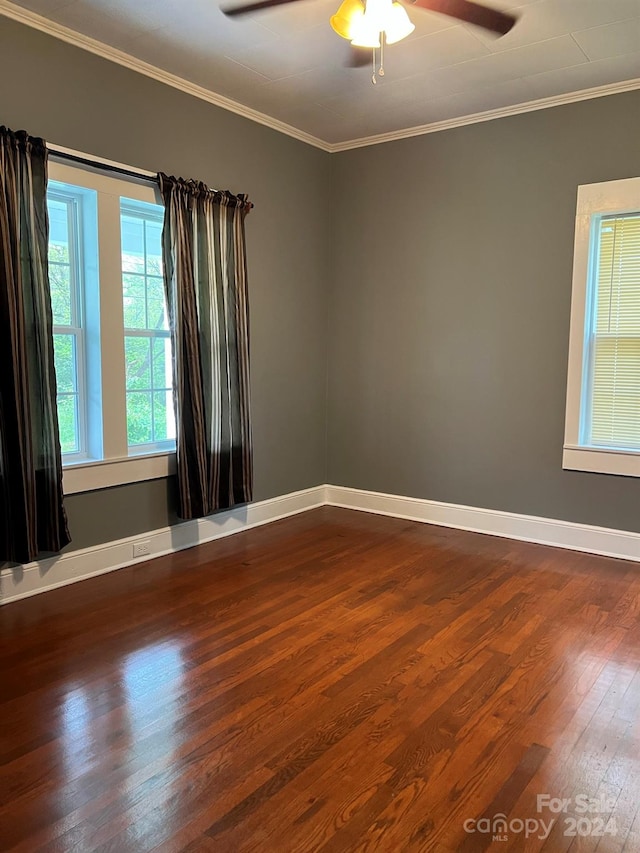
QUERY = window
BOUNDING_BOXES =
[121,202,175,450]
[47,162,175,494]
[48,188,90,459]
[564,177,640,477]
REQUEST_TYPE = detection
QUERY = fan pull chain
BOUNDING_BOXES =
[371,34,385,84]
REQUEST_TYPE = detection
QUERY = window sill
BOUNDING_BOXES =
[62,451,176,495]
[563,444,640,478]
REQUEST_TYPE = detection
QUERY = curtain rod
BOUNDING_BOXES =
[48,143,159,185]
[47,143,252,208]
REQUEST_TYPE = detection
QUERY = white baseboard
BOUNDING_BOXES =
[4,483,640,606]
[325,485,640,564]
[0,486,325,605]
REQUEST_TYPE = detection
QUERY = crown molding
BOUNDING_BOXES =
[2,0,640,154]
[0,0,332,152]
[325,77,640,152]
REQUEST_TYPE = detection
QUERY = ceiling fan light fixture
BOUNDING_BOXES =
[353,0,389,33]
[384,3,415,44]
[350,20,382,48]
[330,0,365,40]
[346,0,414,49]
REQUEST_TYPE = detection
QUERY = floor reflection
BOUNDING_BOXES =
[58,639,186,844]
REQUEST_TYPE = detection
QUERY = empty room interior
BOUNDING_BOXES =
[2,0,640,850]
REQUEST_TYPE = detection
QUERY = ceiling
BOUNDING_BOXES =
[4,0,640,147]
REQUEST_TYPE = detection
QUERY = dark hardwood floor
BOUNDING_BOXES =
[2,506,640,852]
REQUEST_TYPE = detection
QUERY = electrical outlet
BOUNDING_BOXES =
[133,540,151,558]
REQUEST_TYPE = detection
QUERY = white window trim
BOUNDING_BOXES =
[49,160,176,495]
[63,452,176,495]
[563,176,640,477]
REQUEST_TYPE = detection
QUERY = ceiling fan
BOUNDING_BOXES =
[222,0,518,75]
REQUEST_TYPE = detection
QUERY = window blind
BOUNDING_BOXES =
[590,213,640,447]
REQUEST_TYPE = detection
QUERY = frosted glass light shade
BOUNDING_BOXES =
[384,3,415,44]
[350,19,382,48]
[343,0,414,49]
[330,0,365,40]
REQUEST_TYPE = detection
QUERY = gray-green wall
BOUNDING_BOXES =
[0,17,331,551]
[3,16,640,551]
[328,91,640,531]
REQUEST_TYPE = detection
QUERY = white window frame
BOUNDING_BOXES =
[120,199,175,455]
[563,176,640,477]
[48,161,176,495]
[48,188,87,462]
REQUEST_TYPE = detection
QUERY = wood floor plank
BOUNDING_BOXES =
[2,506,640,851]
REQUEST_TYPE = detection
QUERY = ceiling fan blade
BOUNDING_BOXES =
[409,0,517,35]
[222,0,306,16]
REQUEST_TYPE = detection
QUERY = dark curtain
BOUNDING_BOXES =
[158,173,253,519]
[0,127,70,563]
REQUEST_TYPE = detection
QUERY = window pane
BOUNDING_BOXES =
[57,394,78,454]
[152,337,172,389]
[47,197,72,325]
[121,199,173,449]
[125,336,151,389]
[121,206,169,333]
[121,215,145,273]
[53,333,77,393]
[147,297,168,331]
[49,263,72,326]
[145,275,164,303]
[146,220,163,276]
[153,391,173,441]
[591,337,640,448]
[587,212,640,449]
[48,180,96,461]
[53,333,80,455]
[595,215,640,336]
[123,273,146,329]
[122,272,146,299]
[47,199,70,263]
[127,391,153,445]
